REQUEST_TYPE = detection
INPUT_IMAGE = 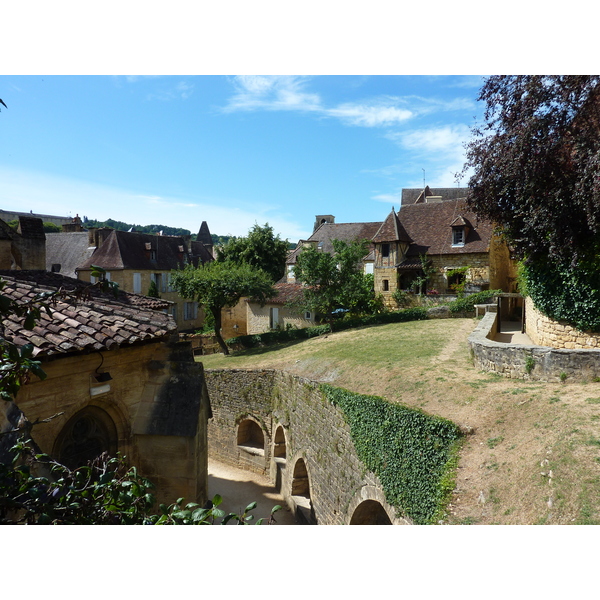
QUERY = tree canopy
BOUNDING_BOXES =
[464,75,600,264]
[171,261,275,354]
[292,239,380,322]
[216,223,290,283]
[464,76,600,331]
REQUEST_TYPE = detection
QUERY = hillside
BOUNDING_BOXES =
[200,317,600,524]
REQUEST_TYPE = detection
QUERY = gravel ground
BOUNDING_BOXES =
[208,458,297,525]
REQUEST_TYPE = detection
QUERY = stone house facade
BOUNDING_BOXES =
[75,223,214,332]
[0,270,211,506]
[0,216,46,270]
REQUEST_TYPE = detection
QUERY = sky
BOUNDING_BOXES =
[0,74,486,242]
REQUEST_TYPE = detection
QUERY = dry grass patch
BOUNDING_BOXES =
[200,317,600,524]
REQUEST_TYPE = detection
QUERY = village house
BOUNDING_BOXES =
[0,269,211,507]
[372,187,516,307]
[74,223,215,332]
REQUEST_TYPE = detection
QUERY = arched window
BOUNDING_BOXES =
[291,458,310,498]
[350,500,392,525]
[54,406,118,470]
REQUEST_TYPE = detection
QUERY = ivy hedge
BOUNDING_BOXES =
[522,258,600,332]
[321,384,461,524]
[226,307,429,349]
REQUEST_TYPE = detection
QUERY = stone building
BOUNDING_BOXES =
[75,223,215,331]
[0,216,46,270]
[372,197,515,306]
[0,270,211,506]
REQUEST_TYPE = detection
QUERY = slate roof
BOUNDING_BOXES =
[77,229,213,272]
[287,222,381,264]
[0,270,176,358]
[398,199,492,257]
[401,186,470,205]
[45,232,96,278]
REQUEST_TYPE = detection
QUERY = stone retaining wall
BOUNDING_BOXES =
[204,369,407,525]
[469,312,600,382]
[525,296,600,349]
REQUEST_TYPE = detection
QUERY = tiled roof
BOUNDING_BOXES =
[17,217,46,239]
[288,222,381,264]
[0,270,176,358]
[401,186,470,205]
[398,200,493,257]
[372,209,411,244]
[45,232,96,278]
[259,281,304,305]
[77,230,213,272]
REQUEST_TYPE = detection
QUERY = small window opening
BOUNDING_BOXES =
[381,243,390,258]
[382,279,389,291]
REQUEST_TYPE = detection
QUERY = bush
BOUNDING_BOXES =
[448,290,502,314]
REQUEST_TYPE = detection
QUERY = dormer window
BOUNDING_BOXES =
[452,228,465,247]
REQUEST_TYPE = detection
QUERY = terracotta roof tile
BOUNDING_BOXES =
[0,270,177,357]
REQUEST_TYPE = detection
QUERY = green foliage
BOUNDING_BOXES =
[292,238,375,321]
[83,218,191,238]
[525,354,535,374]
[171,261,275,354]
[521,257,600,332]
[147,280,161,298]
[216,223,290,283]
[42,222,61,233]
[446,266,470,297]
[448,289,502,314]
[0,439,280,525]
[321,385,461,524]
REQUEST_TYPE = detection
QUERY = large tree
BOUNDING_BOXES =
[216,223,289,283]
[292,239,378,323]
[171,261,275,354]
[464,75,600,331]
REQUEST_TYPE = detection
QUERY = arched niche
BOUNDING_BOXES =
[291,457,310,498]
[53,406,118,470]
[236,418,265,455]
[273,425,287,459]
[350,500,392,525]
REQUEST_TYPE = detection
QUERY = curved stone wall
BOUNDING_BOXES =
[525,296,600,349]
[204,369,407,525]
[469,312,600,382]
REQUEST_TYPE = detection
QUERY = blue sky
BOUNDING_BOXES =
[0,75,485,242]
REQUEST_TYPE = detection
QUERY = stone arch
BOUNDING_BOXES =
[53,405,118,470]
[236,417,265,454]
[350,500,393,525]
[291,457,310,498]
[273,425,287,459]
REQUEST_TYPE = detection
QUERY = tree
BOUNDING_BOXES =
[171,261,275,354]
[464,76,600,331]
[292,239,377,323]
[216,223,289,283]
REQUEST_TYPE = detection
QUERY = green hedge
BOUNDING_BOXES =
[226,308,429,349]
[448,289,502,314]
[321,384,461,524]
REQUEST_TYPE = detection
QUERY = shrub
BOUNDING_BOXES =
[448,290,502,314]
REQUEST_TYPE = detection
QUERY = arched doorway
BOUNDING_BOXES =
[291,458,310,498]
[53,406,118,470]
[350,500,392,525]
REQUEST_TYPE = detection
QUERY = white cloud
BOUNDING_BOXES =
[326,103,413,127]
[371,192,403,205]
[387,124,471,157]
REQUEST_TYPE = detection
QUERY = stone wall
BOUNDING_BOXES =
[246,302,315,335]
[9,341,210,506]
[204,369,407,525]
[525,296,600,349]
[469,311,600,382]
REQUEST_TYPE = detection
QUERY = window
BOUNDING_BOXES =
[304,311,312,320]
[452,228,465,246]
[51,263,61,272]
[184,301,198,320]
[133,272,142,293]
[171,305,177,320]
[381,243,390,258]
[382,279,389,291]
